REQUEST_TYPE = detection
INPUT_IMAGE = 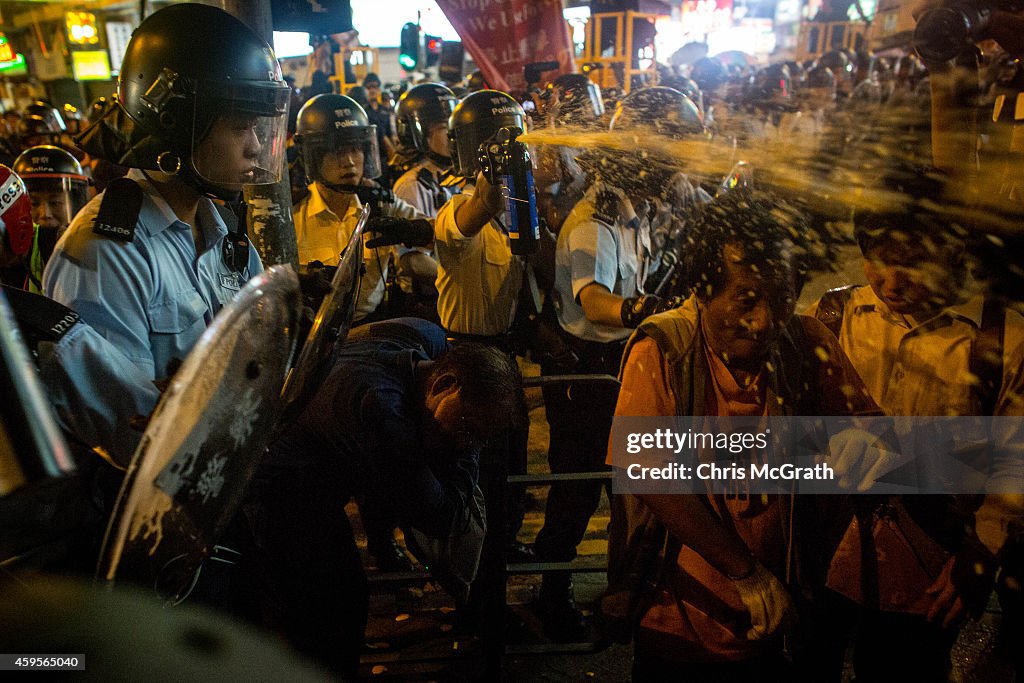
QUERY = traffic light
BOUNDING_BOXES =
[399,22,419,71]
[424,35,442,68]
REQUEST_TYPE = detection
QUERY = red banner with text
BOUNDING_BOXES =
[435,0,576,93]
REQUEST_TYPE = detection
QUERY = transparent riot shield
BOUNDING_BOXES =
[0,287,75,497]
[278,203,368,426]
[96,265,300,600]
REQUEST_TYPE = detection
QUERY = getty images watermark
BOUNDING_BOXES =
[609,416,1024,495]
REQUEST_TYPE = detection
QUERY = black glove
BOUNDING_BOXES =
[620,295,662,328]
[951,535,999,619]
[298,260,337,308]
[365,216,434,248]
[620,294,686,328]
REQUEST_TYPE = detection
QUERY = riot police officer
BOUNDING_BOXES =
[43,2,289,467]
[390,83,460,320]
[12,145,90,290]
[293,93,431,324]
[434,90,537,624]
[392,83,460,217]
[533,87,704,640]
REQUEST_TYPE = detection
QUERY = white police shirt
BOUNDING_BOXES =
[553,183,652,344]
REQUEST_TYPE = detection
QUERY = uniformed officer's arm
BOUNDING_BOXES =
[39,322,160,467]
[452,172,503,238]
[43,227,157,379]
[568,220,674,328]
[399,250,438,284]
[578,283,629,327]
[41,224,164,464]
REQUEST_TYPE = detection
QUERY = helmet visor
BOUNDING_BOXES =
[301,127,382,183]
[191,81,290,189]
[24,177,90,231]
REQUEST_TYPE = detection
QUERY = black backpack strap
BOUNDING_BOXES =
[814,284,858,338]
[971,298,1006,415]
[36,225,60,265]
[416,166,436,189]
[91,177,144,242]
[416,167,448,211]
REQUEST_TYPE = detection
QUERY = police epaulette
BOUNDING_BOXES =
[92,177,144,243]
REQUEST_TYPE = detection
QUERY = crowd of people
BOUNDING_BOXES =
[2,1,1024,681]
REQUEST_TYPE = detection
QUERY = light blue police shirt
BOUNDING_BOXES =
[42,169,263,462]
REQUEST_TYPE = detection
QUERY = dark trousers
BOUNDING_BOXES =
[797,588,958,683]
[534,340,623,585]
[997,538,1024,678]
[239,465,366,679]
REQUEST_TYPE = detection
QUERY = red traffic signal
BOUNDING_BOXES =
[424,34,441,68]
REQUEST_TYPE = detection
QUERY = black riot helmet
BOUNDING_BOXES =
[818,50,853,79]
[116,3,290,199]
[395,83,458,157]
[447,90,527,178]
[609,86,705,138]
[295,94,381,184]
[13,146,90,232]
[18,104,64,147]
[545,73,604,126]
[747,63,793,111]
[690,57,728,95]
[24,102,66,133]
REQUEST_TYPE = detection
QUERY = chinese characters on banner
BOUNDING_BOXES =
[435,0,576,92]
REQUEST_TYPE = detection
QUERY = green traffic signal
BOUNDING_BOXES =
[400,22,419,71]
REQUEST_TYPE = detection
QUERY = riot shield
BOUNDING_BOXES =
[0,288,75,497]
[278,203,368,426]
[96,266,300,600]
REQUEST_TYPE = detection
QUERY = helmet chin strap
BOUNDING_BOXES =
[425,150,452,168]
[181,165,243,203]
[147,149,243,203]
[319,180,363,194]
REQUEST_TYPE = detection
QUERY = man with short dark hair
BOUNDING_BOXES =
[241,316,525,678]
[608,194,878,679]
[361,72,396,179]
